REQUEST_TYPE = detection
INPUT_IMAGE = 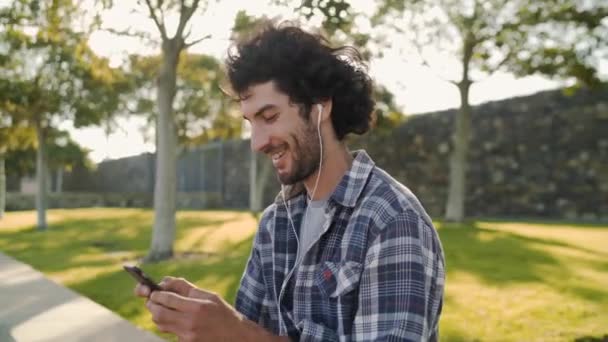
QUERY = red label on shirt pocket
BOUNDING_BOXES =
[315,261,363,298]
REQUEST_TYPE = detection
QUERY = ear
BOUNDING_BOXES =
[316,99,333,124]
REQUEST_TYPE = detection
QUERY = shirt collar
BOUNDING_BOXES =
[274,150,375,208]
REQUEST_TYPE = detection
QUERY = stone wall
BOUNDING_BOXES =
[93,153,155,192]
[352,86,608,220]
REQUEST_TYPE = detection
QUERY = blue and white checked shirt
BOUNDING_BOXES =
[235,150,445,341]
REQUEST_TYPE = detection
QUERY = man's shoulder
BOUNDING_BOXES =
[249,203,278,248]
[360,165,434,229]
[258,203,278,228]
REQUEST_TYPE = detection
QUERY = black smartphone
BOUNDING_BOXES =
[123,265,162,292]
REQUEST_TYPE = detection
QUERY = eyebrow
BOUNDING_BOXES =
[243,104,277,121]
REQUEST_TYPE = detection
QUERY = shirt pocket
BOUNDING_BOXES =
[315,260,363,298]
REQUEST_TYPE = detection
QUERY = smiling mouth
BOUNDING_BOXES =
[271,150,286,161]
[268,145,289,169]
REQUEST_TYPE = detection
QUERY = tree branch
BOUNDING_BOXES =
[144,0,168,40]
[176,0,201,38]
[481,48,515,80]
[184,34,211,48]
[411,29,458,85]
[102,27,155,43]
[184,25,194,40]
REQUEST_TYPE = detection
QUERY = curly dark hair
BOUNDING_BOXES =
[225,23,375,140]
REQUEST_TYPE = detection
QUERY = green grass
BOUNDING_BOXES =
[437,221,608,341]
[0,208,258,340]
[1,209,607,341]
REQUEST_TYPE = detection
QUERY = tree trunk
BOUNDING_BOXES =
[445,34,474,223]
[146,39,180,262]
[250,153,272,212]
[445,82,472,222]
[0,155,5,219]
[35,123,48,230]
[55,167,63,193]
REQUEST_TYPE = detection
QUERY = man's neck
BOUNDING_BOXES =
[303,142,353,201]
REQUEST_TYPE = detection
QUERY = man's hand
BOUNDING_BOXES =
[133,275,194,298]
[134,276,286,342]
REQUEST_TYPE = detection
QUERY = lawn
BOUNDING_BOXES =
[1,208,607,341]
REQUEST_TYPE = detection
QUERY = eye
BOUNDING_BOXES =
[264,113,279,123]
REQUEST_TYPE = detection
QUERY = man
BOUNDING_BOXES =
[135,24,445,341]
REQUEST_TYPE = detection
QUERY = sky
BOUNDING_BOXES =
[65,0,566,163]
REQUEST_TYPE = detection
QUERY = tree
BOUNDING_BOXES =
[1,0,127,230]
[372,84,407,134]
[229,11,275,212]
[127,53,241,149]
[0,124,36,218]
[100,0,215,262]
[2,128,91,187]
[281,0,374,59]
[0,8,34,218]
[372,0,607,222]
[46,130,92,193]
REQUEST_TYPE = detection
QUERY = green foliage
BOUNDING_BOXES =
[274,0,374,60]
[298,0,354,36]
[372,85,406,134]
[0,0,127,228]
[4,128,92,177]
[126,52,242,147]
[0,0,128,129]
[0,124,35,154]
[373,0,607,86]
[231,10,266,40]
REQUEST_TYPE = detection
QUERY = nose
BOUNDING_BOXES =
[250,124,270,153]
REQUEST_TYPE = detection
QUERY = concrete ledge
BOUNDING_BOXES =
[0,253,165,342]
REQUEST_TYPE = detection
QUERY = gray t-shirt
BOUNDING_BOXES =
[296,198,328,264]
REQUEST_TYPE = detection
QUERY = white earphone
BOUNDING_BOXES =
[277,103,324,332]
[316,103,323,123]
[310,103,324,201]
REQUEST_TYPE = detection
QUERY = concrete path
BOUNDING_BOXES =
[0,253,165,342]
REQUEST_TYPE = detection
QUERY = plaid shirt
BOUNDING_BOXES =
[235,150,445,341]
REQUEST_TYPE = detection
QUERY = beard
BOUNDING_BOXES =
[275,120,321,185]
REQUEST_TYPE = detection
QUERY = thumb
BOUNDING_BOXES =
[158,276,195,296]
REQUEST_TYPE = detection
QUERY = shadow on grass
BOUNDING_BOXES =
[574,335,608,342]
[439,222,608,302]
[475,218,608,229]
[163,235,255,303]
[440,223,559,283]
[0,213,235,274]
[67,230,254,322]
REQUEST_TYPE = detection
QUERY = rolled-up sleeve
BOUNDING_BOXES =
[352,208,445,341]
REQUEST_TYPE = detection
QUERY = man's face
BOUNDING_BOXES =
[241,81,320,185]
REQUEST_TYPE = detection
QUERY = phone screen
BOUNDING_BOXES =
[123,265,162,291]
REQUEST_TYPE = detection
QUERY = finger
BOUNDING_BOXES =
[150,291,203,313]
[146,298,189,329]
[155,323,174,334]
[188,287,217,301]
[134,283,150,298]
[159,277,195,296]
